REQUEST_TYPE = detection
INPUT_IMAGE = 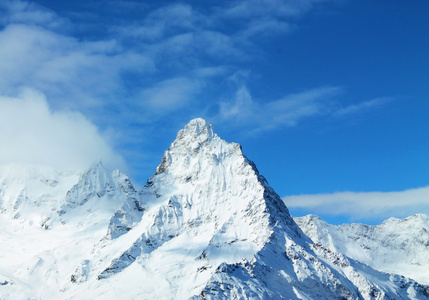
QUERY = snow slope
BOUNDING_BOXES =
[295,214,429,285]
[1,118,428,299]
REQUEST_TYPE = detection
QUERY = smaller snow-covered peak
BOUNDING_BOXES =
[62,161,115,210]
[381,213,429,227]
[298,214,323,222]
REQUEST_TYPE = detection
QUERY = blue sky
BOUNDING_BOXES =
[0,0,428,225]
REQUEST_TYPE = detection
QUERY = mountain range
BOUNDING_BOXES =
[0,118,428,299]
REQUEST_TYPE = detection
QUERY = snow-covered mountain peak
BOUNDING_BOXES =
[146,118,276,243]
[153,118,242,178]
[178,117,215,142]
[166,118,229,158]
[381,213,429,228]
[146,118,289,235]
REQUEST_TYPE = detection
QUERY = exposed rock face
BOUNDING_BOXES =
[0,118,428,299]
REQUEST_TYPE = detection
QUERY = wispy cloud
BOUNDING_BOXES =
[0,0,68,29]
[334,97,392,117]
[217,84,395,133]
[283,187,429,222]
[218,85,343,132]
[141,77,202,113]
[240,18,293,39]
[221,0,316,19]
[0,24,154,110]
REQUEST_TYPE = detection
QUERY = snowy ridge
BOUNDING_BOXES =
[294,214,429,285]
[1,118,428,299]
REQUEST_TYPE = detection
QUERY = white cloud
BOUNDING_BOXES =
[0,89,126,172]
[283,187,429,222]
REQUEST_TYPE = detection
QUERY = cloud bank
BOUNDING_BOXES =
[0,89,126,172]
[283,187,429,222]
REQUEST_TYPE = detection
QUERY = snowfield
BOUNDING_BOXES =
[0,118,428,299]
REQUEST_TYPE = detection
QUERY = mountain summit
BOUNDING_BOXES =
[0,118,428,299]
[177,117,215,141]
